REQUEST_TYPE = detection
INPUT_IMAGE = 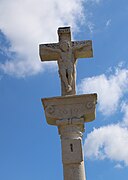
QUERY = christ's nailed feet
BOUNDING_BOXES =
[66,85,72,92]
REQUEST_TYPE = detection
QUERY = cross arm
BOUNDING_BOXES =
[72,40,93,59]
[39,43,60,61]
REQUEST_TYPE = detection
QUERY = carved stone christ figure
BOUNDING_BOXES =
[58,40,74,93]
[39,27,93,96]
[44,40,85,93]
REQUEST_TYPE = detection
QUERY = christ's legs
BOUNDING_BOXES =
[67,68,73,87]
[59,68,72,92]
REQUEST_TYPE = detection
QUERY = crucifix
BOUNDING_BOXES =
[39,27,93,96]
[40,27,97,180]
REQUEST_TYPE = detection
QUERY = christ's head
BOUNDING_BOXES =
[59,40,71,52]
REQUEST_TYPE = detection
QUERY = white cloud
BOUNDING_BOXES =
[0,0,84,77]
[86,22,95,33]
[114,163,123,169]
[84,124,128,166]
[82,65,128,167]
[78,67,128,115]
[106,19,111,27]
[121,102,128,127]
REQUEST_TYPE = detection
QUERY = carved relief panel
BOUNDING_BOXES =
[42,94,97,125]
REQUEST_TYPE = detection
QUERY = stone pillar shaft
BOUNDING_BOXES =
[58,122,86,180]
[63,162,85,180]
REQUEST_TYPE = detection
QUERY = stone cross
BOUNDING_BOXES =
[40,27,97,180]
[39,27,93,96]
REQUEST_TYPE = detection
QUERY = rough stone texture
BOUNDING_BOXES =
[58,123,86,180]
[39,27,93,96]
[62,138,83,164]
[63,162,86,180]
[42,93,97,125]
[60,126,84,164]
[40,27,97,180]
[42,94,97,180]
[39,41,92,61]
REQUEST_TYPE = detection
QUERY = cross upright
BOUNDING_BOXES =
[39,27,93,96]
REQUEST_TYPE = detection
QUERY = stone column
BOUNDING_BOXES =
[41,94,97,180]
[57,118,86,180]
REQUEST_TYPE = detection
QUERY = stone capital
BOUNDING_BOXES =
[41,93,97,126]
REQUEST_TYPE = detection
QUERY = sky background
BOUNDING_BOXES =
[0,0,128,179]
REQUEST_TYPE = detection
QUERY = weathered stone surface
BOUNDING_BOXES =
[63,162,86,180]
[39,40,92,61]
[40,27,97,180]
[62,138,83,164]
[39,27,93,96]
[56,118,84,126]
[42,93,97,125]
[39,43,59,61]
[59,123,86,180]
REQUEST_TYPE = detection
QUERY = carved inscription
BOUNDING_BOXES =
[42,94,97,125]
[46,102,94,119]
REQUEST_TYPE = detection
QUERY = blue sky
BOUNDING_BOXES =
[0,0,128,179]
